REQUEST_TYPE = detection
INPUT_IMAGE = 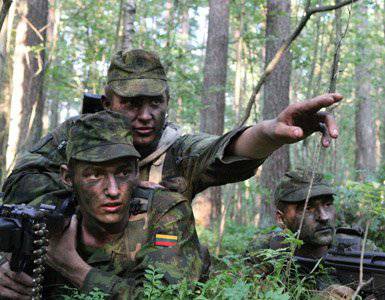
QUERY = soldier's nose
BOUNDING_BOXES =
[316,207,329,222]
[137,105,152,121]
[105,175,120,198]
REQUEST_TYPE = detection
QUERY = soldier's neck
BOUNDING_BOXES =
[295,243,329,259]
[81,215,128,248]
[136,135,162,158]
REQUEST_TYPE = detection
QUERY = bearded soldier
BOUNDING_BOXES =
[247,170,380,299]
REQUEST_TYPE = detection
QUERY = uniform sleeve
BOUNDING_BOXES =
[2,117,78,204]
[143,191,204,284]
[171,126,266,196]
[80,191,204,299]
[81,268,140,299]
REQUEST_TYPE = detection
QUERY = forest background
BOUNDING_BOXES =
[0,0,384,298]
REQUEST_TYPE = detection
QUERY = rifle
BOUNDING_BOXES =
[295,250,385,299]
[0,198,76,299]
[81,93,104,114]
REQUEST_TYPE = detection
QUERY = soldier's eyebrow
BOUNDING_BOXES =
[116,163,136,172]
[81,165,103,175]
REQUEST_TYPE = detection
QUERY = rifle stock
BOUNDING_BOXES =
[295,250,385,299]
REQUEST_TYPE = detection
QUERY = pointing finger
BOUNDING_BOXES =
[287,93,343,116]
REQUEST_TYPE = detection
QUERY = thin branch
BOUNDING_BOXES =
[0,0,13,32]
[239,0,360,127]
[328,2,352,94]
[22,15,45,41]
[285,139,322,279]
[352,220,371,299]
[297,141,322,238]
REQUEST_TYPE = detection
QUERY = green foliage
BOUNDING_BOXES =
[140,228,323,300]
[335,180,385,250]
[61,287,108,300]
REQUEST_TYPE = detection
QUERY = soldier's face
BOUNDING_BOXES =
[105,94,168,148]
[71,158,138,229]
[281,196,336,246]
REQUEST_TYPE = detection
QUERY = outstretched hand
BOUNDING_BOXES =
[230,93,343,159]
[271,93,342,147]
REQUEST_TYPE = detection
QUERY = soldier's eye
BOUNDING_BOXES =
[83,170,103,180]
[117,168,134,177]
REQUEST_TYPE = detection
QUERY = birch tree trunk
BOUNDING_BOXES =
[233,0,246,224]
[354,2,376,181]
[0,1,15,184]
[259,0,291,228]
[5,0,49,171]
[121,0,136,52]
[46,0,60,132]
[194,0,230,229]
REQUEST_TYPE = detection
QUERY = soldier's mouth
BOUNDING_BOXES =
[101,202,123,212]
[315,227,332,233]
[134,127,155,135]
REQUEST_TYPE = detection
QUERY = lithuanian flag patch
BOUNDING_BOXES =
[155,234,178,247]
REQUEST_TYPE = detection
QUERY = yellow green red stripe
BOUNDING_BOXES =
[155,234,177,247]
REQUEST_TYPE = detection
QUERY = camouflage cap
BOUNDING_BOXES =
[274,170,334,205]
[107,49,168,97]
[66,110,140,163]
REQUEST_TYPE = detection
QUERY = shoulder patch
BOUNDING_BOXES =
[155,234,178,247]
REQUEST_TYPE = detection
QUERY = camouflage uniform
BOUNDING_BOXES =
[2,50,263,206]
[39,111,204,299]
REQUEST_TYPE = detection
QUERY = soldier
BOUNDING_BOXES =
[246,170,380,299]
[0,111,204,299]
[2,49,342,208]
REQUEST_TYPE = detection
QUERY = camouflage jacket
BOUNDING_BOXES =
[43,188,204,299]
[2,119,264,204]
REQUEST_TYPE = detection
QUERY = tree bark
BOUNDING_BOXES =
[0,0,12,32]
[194,0,230,229]
[258,0,291,228]
[121,0,136,52]
[354,3,376,181]
[233,0,246,123]
[0,1,15,184]
[5,0,49,171]
[176,6,189,124]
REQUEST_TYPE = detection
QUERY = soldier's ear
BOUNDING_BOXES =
[275,210,286,229]
[102,96,112,109]
[60,164,73,187]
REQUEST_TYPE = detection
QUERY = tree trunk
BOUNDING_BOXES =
[121,0,136,52]
[5,0,49,171]
[176,6,189,124]
[258,0,291,228]
[233,0,245,123]
[194,0,230,229]
[164,0,173,48]
[0,0,12,32]
[381,0,385,169]
[354,3,376,181]
[48,99,59,131]
[0,1,15,184]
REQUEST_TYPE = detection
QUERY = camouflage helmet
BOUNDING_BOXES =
[107,49,168,98]
[274,169,334,205]
[66,110,140,163]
